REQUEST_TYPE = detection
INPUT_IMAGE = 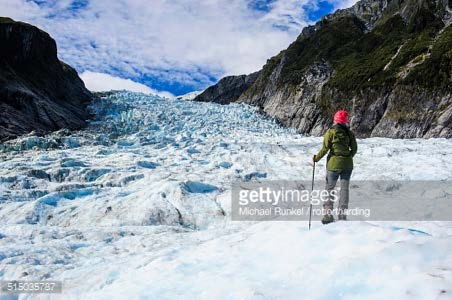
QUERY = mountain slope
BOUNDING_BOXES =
[194,0,452,138]
[193,71,260,104]
[0,17,93,142]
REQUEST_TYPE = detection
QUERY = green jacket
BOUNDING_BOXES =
[315,124,358,171]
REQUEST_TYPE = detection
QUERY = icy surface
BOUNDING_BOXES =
[176,90,203,100]
[1,91,452,299]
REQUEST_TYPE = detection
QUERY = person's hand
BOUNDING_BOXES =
[312,155,316,163]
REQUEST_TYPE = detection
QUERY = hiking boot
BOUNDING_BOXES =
[338,214,347,221]
[321,214,335,224]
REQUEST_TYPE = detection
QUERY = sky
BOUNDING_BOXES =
[2,0,358,96]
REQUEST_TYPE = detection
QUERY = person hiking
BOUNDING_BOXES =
[312,110,357,224]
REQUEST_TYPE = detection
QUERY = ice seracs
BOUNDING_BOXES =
[0,91,451,299]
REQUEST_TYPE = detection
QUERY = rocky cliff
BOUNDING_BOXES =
[194,0,452,138]
[193,71,260,104]
[0,17,93,141]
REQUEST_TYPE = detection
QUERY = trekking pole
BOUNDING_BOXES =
[309,160,315,230]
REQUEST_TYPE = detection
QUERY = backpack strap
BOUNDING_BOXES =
[332,123,352,143]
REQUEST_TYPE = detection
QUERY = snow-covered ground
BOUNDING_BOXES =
[176,90,203,100]
[0,92,451,299]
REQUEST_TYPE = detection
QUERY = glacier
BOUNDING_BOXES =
[0,91,452,299]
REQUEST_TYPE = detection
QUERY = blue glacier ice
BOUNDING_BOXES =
[0,91,452,298]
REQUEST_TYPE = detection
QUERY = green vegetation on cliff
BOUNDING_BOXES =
[280,15,366,85]
[254,0,451,95]
[404,25,452,89]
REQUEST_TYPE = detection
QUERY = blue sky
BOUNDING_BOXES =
[3,0,357,96]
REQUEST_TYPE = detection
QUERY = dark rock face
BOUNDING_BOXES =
[196,0,452,138]
[0,17,93,141]
[193,71,260,104]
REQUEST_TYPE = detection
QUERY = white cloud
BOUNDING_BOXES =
[2,0,358,92]
[80,71,174,98]
[329,0,360,10]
